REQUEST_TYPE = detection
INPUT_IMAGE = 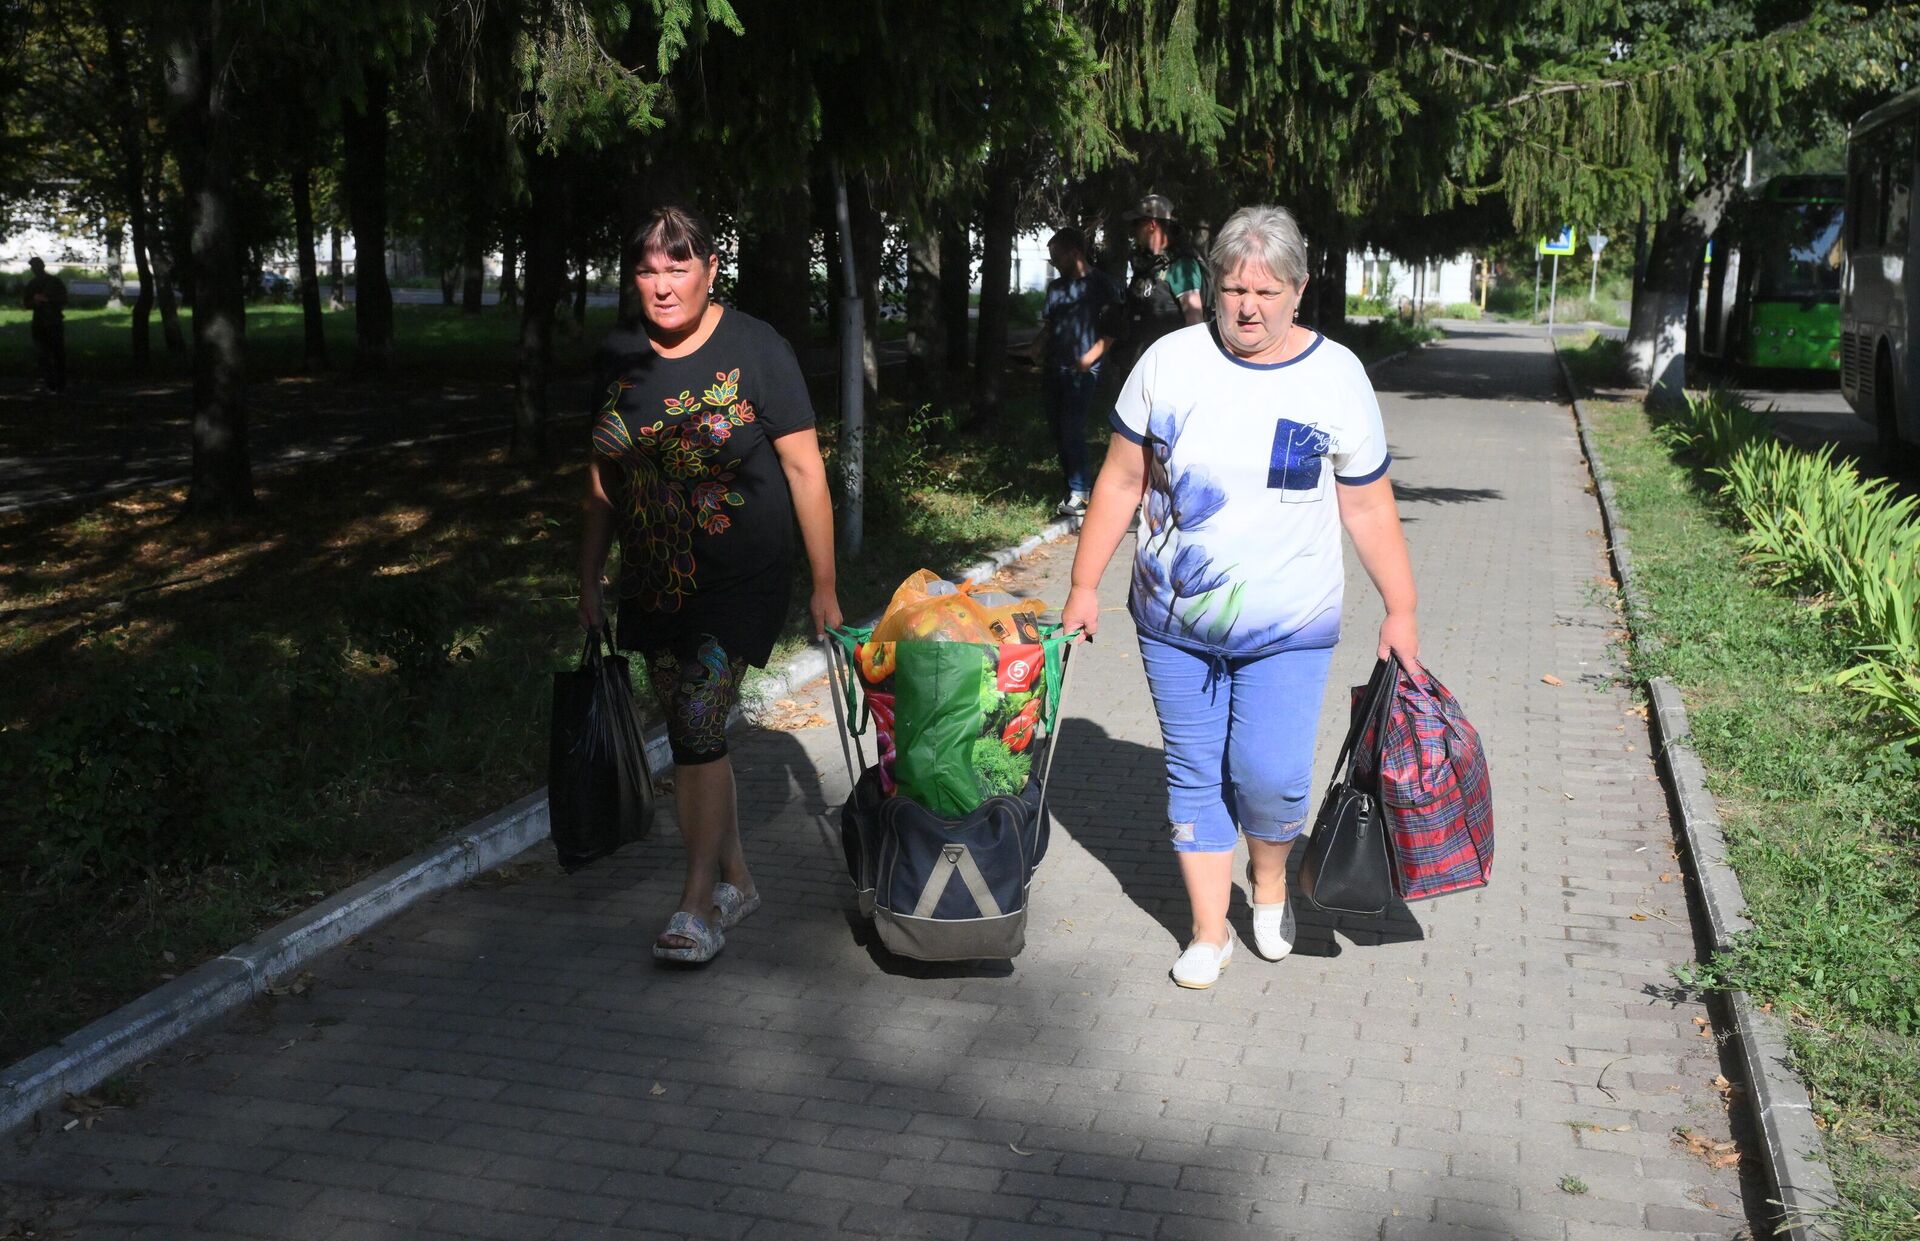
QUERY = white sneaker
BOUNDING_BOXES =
[1056,493,1089,517]
[1171,931,1234,989]
[1251,898,1296,961]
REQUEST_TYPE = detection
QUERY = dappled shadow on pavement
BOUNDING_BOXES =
[1047,720,1425,960]
[0,708,1489,1241]
[1371,322,1567,407]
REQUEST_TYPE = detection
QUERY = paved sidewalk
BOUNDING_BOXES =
[3,325,1754,1240]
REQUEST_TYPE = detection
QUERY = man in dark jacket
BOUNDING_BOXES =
[22,257,68,393]
[1122,194,1206,353]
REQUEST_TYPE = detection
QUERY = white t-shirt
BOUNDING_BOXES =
[1110,323,1391,657]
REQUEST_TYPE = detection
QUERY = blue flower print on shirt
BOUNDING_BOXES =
[1131,542,1171,604]
[1170,543,1228,598]
[1146,464,1227,544]
[1268,418,1332,502]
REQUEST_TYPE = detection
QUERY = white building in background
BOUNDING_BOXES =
[1010,228,1488,313]
[1347,250,1480,309]
[0,218,102,271]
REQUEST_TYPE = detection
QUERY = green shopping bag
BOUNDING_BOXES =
[892,641,992,818]
[830,623,1071,819]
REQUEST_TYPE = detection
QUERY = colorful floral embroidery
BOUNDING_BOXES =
[594,368,762,612]
[647,638,748,762]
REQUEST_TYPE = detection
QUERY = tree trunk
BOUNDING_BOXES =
[1627,163,1739,407]
[102,10,154,366]
[905,221,943,392]
[849,175,883,403]
[343,69,394,374]
[512,149,568,462]
[736,180,812,345]
[149,219,185,355]
[461,246,485,314]
[970,153,1018,425]
[1307,235,1346,331]
[939,218,971,373]
[105,220,125,308]
[573,249,588,326]
[292,159,326,369]
[328,227,346,310]
[163,2,252,515]
[459,127,492,315]
[500,230,519,311]
[831,159,865,557]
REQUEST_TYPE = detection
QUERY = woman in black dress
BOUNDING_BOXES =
[578,206,841,964]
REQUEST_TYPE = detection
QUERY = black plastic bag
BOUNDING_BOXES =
[548,628,654,871]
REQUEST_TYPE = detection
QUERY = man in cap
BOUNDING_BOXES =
[22,257,68,394]
[1122,194,1205,354]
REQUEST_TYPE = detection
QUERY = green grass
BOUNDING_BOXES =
[0,353,1069,1064]
[1485,271,1631,327]
[1326,316,1442,360]
[1584,399,1920,1240]
[1560,330,1630,391]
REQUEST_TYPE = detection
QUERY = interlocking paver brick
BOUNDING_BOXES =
[0,325,1758,1240]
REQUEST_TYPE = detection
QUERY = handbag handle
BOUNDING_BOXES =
[579,624,618,668]
[1327,652,1400,784]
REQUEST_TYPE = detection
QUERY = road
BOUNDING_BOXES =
[1489,318,1898,479]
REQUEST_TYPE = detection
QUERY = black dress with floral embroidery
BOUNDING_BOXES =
[591,309,816,667]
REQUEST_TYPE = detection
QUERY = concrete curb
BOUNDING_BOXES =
[1551,341,1842,1240]
[1,514,1081,1139]
[0,790,548,1136]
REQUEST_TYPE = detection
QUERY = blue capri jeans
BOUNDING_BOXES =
[1137,633,1335,853]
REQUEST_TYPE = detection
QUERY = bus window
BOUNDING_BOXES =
[1887,138,1914,249]
[1852,142,1884,249]
[1754,199,1844,302]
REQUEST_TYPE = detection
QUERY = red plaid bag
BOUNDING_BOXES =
[1351,661,1493,901]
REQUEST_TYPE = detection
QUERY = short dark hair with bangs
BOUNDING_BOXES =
[632,205,716,266]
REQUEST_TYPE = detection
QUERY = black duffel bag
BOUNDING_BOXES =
[547,627,655,871]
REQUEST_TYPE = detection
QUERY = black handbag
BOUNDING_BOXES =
[1298,654,1399,916]
[547,626,655,872]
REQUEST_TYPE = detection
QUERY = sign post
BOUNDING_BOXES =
[1538,227,1575,335]
[1586,233,1609,306]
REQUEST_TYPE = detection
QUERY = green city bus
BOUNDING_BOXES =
[1697,174,1845,374]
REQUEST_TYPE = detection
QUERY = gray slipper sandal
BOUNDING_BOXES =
[653,912,724,963]
[713,882,762,930]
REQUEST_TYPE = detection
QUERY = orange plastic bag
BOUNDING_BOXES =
[873,592,993,645]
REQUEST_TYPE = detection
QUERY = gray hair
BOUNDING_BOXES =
[1209,206,1309,289]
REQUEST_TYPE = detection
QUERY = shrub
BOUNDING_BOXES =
[1559,332,1628,391]
[4,651,293,892]
[1662,388,1920,749]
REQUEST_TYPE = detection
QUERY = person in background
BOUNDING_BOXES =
[578,205,842,966]
[1122,194,1206,358]
[22,257,67,394]
[1028,227,1122,517]
[1060,204,1419,989]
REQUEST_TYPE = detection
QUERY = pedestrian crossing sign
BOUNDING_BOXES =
[1537,227,1575,257]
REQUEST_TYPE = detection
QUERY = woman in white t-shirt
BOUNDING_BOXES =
[1060,205,1420,989]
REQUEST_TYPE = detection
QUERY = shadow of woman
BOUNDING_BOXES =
[1045,720,1426,959]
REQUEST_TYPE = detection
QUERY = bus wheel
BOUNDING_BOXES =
[1875,351,1912,473]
